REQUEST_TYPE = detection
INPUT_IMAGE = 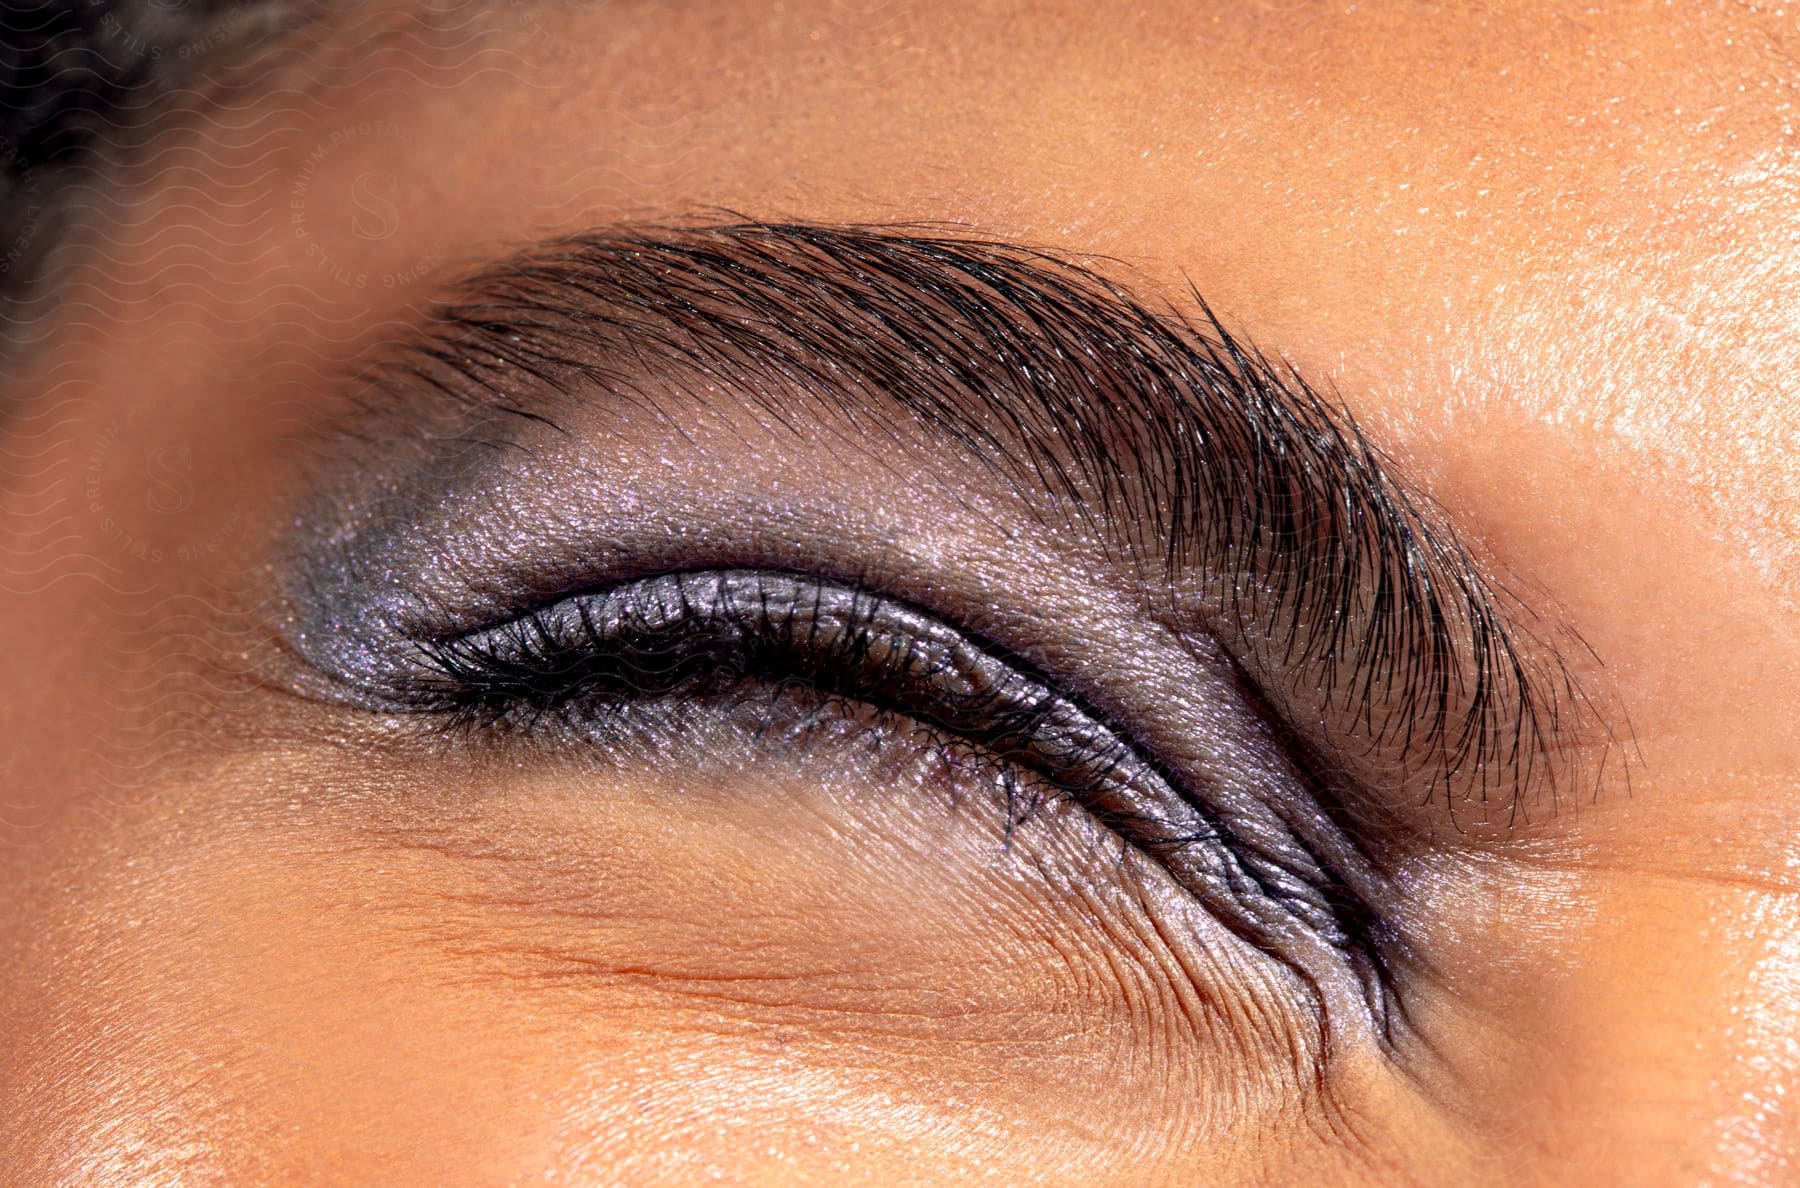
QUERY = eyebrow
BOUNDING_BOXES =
[353,218,1616,825]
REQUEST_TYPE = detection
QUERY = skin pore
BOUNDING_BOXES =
[1,1,1796,1183]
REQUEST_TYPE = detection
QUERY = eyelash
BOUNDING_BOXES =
[414,568,1155,800]
[403,567,1387,1014]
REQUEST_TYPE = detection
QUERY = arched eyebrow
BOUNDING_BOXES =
[342,218,1619,826]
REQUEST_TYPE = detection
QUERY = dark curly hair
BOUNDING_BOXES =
[0,1,295,323]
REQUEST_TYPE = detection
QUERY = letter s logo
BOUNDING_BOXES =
[144,445,193,514]
[349,171,401,241]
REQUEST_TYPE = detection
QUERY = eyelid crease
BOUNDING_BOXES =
[327,217,1623,830]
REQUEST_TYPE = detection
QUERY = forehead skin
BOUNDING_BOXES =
[3,0,1797,1182]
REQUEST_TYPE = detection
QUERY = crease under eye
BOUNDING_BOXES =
[398,567,1392,1020]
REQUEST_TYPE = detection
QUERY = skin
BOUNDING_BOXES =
[1,0,1796,1182]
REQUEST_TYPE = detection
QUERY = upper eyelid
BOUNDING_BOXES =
[315,218,1621,827]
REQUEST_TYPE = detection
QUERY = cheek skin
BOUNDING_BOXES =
[1,749,1369,1184]
[0,801,559,1183]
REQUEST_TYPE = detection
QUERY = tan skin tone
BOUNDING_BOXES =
[1,1,1796,1182]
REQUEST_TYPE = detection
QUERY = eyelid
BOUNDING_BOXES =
[406,566,1394,1024]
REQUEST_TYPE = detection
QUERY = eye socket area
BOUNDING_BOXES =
[306,565,1355,1153]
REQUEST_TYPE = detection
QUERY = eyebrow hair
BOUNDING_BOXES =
[360,218,1617,825]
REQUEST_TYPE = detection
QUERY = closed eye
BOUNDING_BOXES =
[402,568,1394,1024]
